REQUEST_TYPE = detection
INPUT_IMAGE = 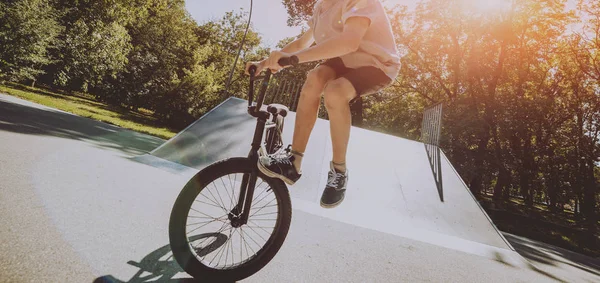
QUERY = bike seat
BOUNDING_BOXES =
[267,104,289,117]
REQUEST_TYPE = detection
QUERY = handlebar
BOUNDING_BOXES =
[277,55,299,68]
[247,55,299,114]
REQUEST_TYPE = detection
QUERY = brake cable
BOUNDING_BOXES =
[223,0,254,96]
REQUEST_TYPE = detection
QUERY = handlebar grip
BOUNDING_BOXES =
[248,64,258,76]
[278,55,299,67]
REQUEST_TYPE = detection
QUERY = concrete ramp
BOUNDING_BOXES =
[144,97,520,264]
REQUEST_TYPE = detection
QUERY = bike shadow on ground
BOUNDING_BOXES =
[93,233,236,283]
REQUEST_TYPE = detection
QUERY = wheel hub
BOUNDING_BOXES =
[228,211,243,228]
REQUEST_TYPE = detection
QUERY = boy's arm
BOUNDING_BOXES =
[259,16,370,73]
[245,29,314,74]
[280,28,315,53]
[292,16,370,63]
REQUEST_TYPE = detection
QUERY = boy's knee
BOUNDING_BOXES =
[324,79,355,111]
[305,66,335,88]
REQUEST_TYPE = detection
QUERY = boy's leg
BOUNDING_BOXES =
[291,65,337,166]
[257,64,336,185]
[320,66,392,208]
[323,78,356,173]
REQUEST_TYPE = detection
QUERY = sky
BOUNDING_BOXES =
[185,0,302,48]
[185,0,416,49]
[185,0,580,49]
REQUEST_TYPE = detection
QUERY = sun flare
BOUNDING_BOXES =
[470,0,512,13]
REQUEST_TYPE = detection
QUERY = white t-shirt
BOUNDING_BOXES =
[307,0,401,80]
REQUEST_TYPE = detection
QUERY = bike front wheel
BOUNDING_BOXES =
[169,157,292,282]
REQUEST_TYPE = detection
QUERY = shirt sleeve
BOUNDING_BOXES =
[307,1,321,30]
[342,0,378,25]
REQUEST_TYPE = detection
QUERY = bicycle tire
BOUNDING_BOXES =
[169,157,292,282]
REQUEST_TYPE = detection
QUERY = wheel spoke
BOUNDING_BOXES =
[189,207,222,220]
[252,180,267,198]
[186,219,222,235]
[249,220,274,235]
[249,198,277,218]
[194,199,224,209]
[220,176,234,211]
[205,182,226,211]
[250,203,278,211]
[211,226,234,267]
[213,179,230,209]
[187,214,227,225]
[251,190,274,209]
[186,219,220,226]
[255,181,271,200]
[223,227,234,268]
[238,228,243,265]
[240,227,259,255]
[240,227,252,259]
[251,184,270,205]
[201,193,227,215]
[187,215,223,220]
[191,220,228,253]
[227,174,237,210]
[210,181,229,211]
[246,224,269,243]
[251,211,278,217]
[229,228,236,268]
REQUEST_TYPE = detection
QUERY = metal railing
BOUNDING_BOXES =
[421,102,444,202]
[263,75,304,112]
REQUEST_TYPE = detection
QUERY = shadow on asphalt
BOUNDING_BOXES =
[93,233,235,283]
[0,96,164,156]
[503,233,600,280]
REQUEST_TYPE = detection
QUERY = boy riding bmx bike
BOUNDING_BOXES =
[246,0,400,208]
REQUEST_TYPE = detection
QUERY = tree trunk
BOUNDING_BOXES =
[470,134,489,196]
[491,119,507,205]
[350,97,363,127]
[547,165,560,213]
[494,166,509,207]
[524,133,536,207]
[582,160,598,232]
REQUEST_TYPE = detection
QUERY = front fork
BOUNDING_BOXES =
[231,116,268,225]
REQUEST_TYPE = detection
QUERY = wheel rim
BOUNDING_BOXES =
[185,172,280,270]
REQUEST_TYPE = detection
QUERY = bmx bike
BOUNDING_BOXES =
[168,56,300,282]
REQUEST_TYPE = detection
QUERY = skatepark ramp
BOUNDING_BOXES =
[137,97,524,265]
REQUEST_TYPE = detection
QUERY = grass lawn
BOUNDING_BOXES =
[0,83,177,140]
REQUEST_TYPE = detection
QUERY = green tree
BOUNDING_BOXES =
[196,10,267,99]
[0,0,61,84]
[93,4,266,128]
[282,0,317,27]
[44,0,133,92]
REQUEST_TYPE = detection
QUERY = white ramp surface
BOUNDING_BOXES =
[147,97,516,261]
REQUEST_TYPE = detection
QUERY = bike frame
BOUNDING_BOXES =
[233,67,275,225]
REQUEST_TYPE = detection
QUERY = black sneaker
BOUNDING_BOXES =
[257,145,302,185]
[320,162,348,208]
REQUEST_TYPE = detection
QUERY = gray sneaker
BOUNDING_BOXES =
[320,162,348,208]
[257,145,302,185]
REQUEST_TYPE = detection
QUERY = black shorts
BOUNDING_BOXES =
[319,57,392,97]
